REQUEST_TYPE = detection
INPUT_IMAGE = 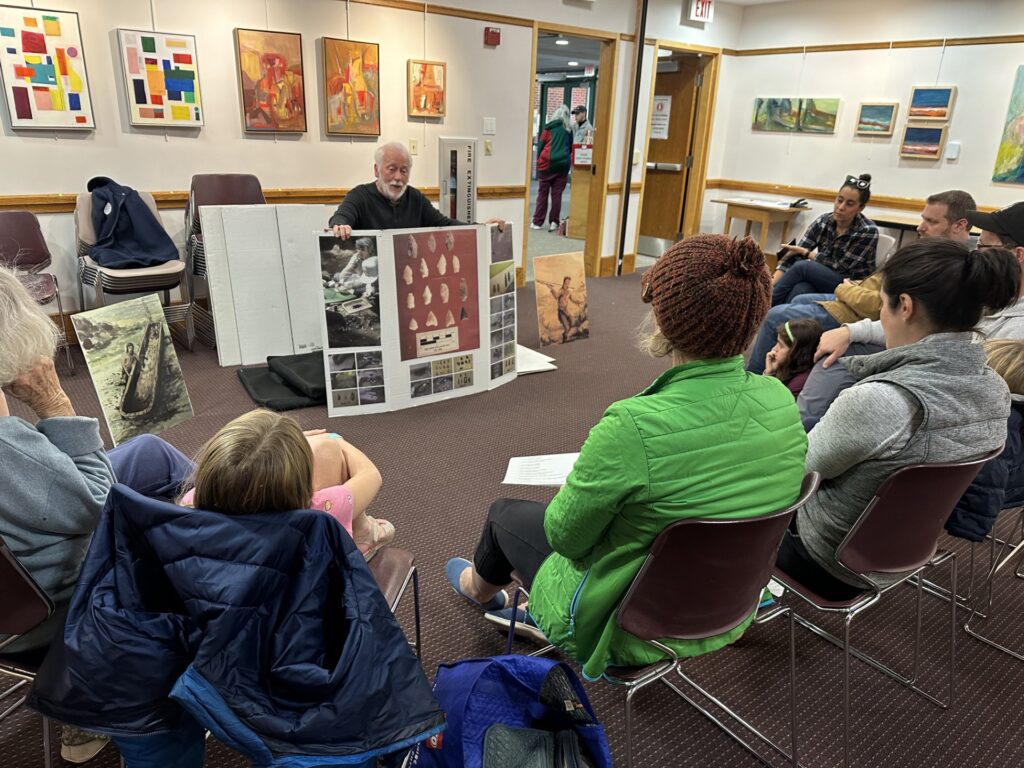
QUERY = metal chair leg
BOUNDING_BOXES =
[51,276,74,373]
[42,715,53,768]
[842,615,852,768]
[412,567,422,659]
[964,527,1024,660]
[623,687,635,768]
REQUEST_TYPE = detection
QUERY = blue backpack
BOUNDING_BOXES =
[408,655,612,768]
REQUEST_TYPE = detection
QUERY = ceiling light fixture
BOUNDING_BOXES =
[568,60,579,66]
[657,49,672,58]
[555,38,569,46]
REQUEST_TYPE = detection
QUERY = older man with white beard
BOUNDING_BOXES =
[330,141,505,237]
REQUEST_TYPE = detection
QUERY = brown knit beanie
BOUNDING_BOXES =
[640,234,770,358]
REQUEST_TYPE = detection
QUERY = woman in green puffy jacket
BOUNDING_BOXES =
[446,235,808,680]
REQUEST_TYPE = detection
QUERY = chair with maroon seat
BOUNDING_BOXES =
[368,548,422,658]
[184,174,266,347]
[0,210,74,371]
[0,539,57,768]
[508,473,821,768]
[772,448,1001,768]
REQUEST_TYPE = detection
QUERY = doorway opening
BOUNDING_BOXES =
[524,32,602,280]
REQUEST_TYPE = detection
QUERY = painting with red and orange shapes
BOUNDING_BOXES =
[234,28,306,133]
[323,37,379,136]
[408,59,446,118]
[0,6,95,129]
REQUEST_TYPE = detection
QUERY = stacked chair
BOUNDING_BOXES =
[0,210,74,371]
[74,190,194,350]
[184,174,266,347]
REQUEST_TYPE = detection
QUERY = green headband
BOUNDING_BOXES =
[784,321,794,343]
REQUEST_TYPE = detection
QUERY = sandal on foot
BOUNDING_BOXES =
[445,557,508,611]
[356,516,395,561]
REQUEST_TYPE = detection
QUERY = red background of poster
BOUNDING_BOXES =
[393,228,479,361]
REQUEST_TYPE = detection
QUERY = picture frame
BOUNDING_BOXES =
[407,59,446,118]
[908,86,956,121]
[994,65,1024,185]
[117,28,203,127]
[899,123,948,160]
[855,101,898,137]
[0,4,95,129]
[322,37,380,137]
[234,27,306,133]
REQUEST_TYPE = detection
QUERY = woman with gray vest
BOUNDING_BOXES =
[776,238,1020,599]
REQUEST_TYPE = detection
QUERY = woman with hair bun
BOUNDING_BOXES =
[772,172,880,304]
[445,235,807,679]
[776,239,1020,599]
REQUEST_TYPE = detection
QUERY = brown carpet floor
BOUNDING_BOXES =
[3,272,1024,767]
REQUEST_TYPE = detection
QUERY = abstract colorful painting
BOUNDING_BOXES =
[752,97,800,132]
[908,86,956,121]
[408,59,445,118]
[900,124,947,160]
[798,98,839,134]
[322,37,379,136]
[234,28,305,132]
[118,29,202,126]
[0,5,93,129]
[993,66,1024,185]
[855,102,898,136]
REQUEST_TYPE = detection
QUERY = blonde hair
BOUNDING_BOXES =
[637,310,673,358]
[985,339,1024,396]
[0,267,58,386]
[189,410,314,515]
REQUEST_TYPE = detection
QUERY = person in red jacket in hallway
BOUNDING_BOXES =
[531,104,573,232]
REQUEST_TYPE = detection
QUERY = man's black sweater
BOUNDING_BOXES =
[328,183,461,230]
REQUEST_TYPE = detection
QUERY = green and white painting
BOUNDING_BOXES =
[71,294,192,445]
[994,66,1024,185]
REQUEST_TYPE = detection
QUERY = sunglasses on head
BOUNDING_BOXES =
[844,175,870,190]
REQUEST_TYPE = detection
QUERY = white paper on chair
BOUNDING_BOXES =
[516,344,557,375]
[502,453,580,485]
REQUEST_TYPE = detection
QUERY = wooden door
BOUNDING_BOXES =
[639,56,699,241]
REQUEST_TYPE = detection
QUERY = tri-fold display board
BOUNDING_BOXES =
[199,204,517,416]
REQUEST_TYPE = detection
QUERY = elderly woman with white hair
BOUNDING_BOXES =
[0,269,193,648]
[1,268,195,762]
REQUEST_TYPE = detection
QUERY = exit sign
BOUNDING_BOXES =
[689,0,714,23]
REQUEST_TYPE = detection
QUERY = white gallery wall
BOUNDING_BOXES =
[699,0,1024,242]
[7,0,721,310]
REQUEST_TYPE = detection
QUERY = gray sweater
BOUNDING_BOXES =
[798,333,1010,588]
[0,416,113,649]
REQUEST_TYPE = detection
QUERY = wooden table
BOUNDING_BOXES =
[711,198,809,250]
[870,213,921,248]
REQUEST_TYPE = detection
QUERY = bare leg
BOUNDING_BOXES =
[458,564,505,603]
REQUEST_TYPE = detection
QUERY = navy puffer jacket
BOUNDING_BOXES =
[88,176,179,268]
[946,398,1024,541]
[29,484,443,765]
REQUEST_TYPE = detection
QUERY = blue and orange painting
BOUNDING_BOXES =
[901,125,945,158]
[908,86,955,120]
[856,103,896,135]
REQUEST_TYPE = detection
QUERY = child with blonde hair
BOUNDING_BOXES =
[179,410,394,559]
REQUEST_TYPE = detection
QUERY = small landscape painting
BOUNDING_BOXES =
[908,86,955,121]
[855,102,897,137]
[900,124,947,160]
[798,98,839,134]
[752,97,800,132]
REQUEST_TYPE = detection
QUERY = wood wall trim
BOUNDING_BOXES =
[1,186,527,214]
[427,4,533,28]
[723,33,1024,58]
[705,178,1001,214]
[351,0,426,13]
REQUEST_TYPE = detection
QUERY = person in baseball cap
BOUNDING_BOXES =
[570,105,593,144]
[967,201,1024,247]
